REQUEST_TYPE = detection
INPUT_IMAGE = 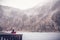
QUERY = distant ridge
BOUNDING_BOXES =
[0,0,60,32]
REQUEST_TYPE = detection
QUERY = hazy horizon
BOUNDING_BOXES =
[0,0,53,10]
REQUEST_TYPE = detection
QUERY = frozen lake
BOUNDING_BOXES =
[1,31,60,40]
[21,32,60,40]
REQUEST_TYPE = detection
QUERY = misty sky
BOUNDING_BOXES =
[0,0,52,10]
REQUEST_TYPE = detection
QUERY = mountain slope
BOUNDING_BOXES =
[0,0,60,32]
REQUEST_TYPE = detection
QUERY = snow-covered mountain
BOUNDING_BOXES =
[0,0,60,32]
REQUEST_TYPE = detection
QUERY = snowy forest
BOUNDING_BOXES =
[0,0,60,32]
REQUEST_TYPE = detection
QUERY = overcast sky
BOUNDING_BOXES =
[0,0,52,10]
